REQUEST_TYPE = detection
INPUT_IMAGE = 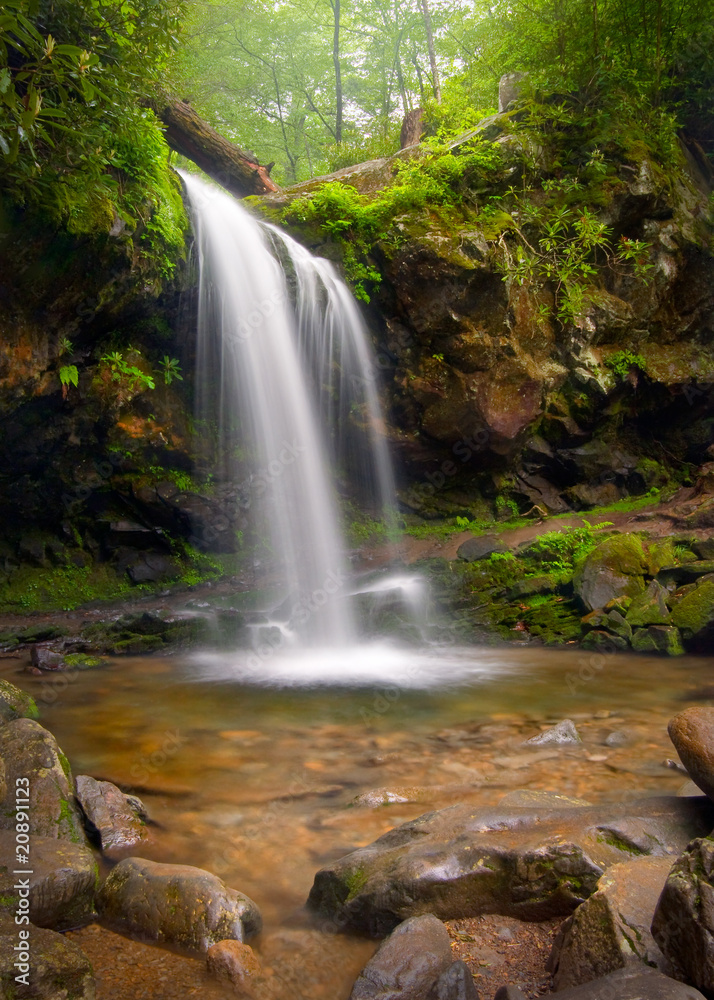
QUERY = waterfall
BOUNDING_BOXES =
[182,171,404,649]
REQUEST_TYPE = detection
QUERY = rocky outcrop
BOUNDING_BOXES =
[98,857,262,955]
[307,796,714,936]
[652,838,714,991]
[0,678,39,721]
[548,857,672,988]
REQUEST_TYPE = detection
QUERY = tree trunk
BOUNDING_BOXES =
[331,0,343,144]
[420,0,441,103]
[154,99,280,198]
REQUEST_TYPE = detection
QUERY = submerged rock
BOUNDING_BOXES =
[206,939,262,994]
[523,719,581,746]
[668,707,714,800]
[98,856,262,955]
[0,831,98,930]
[307,796,714,935]
[75,775,148,855]
[349,914,453,1000]
[548,856,672,988]
[0,919,95,1000]
[0,718,85,842]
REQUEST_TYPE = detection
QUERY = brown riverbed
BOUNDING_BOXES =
[2,642,711,999]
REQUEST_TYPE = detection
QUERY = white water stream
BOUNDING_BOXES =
[182,172,419,658]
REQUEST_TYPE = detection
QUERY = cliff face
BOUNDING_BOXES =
[281,129,714,515]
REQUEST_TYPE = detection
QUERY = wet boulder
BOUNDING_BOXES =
[98,857,262,955]
[652,837,714,991]
[307,796,714,936]
[0,919,95,1000]
[524,719,581,746]
[668,707,714,801]
[548,856,672,988]
[0,719,85,842]
[573,534,648,611]
[349,914,453,1000]
[75,775,148,855]
[0,678,39,722]
[0,831,98,930]
[429,960,480,1000]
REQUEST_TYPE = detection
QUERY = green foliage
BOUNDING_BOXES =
[58,336,73,355]
[100,349,155,393]
[495,495,519,519]
[58,364,78,387]
[284,136,503,298]
[605,350,647,380]
[158,355,183,385]
[525,521,614,572]
[0,0,187,272]
[0,563,140,612]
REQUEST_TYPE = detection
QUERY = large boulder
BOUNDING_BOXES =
[0,719,85,842]
[307,796,714,936]
[98,857,262,955]
[0,679,39,722]
[0,919,95,999]
[508,967,704,998]
[668,707,714,801]
[670,577,714,645]
[74,775,148,855]
[349,914,453,1000]
[573,535,648,611]
[0,832,98,930]
[652,837,714,991]
[548,856,672,988]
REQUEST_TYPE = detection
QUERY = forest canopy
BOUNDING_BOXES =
[1,0,713,218]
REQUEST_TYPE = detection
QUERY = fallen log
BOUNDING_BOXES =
[153,98,280,198]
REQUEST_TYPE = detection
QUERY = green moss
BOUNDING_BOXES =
[0,564,139,613]
[57,797,81,844]
[597,831,646,856]
[57,751,72,781]
[344,867,369,902]
[671,579,714,638]
[63,653,106,670]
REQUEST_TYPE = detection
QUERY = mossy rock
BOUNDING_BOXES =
[626,580,672,627]
[670,578,714,641]
[581,630,630,652]
[574,534,648,611]
[63,653,107,670]
[17,624,69,643]
[110,633,165,655]
[0,679,39,722]
[631,626,685,656]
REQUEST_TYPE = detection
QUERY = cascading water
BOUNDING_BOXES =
[182,171,420,657]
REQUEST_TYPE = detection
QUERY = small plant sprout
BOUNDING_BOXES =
[158,356,183,385]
